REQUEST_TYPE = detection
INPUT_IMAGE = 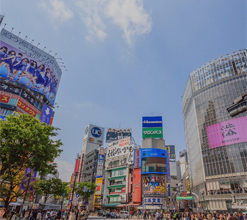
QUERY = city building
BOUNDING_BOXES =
[182,49,247,210]
[102,137,134,208]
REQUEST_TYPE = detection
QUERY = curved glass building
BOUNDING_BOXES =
[182,49,247,210]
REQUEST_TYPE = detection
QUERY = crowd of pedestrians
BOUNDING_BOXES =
[0,207,89,220]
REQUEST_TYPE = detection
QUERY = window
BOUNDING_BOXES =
[9,98,17,105]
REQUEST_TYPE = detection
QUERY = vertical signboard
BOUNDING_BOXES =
[74,159,81,173]
[166,151,170,181]
[134,148,140,168]
[40,104,53,124]
[96,148,105,177]
[132,168,141,203]
[165,145,176,160]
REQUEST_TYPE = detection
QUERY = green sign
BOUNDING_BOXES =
[176,196,193,201]
[142,127,163,139]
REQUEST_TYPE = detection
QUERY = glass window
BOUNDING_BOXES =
[9,98,17,105]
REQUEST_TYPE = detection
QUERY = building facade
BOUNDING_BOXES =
[182,49,247,210]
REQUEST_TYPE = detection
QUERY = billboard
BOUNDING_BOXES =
[142,175,166,194]
[0,29,62,106]
[106,128,132,143]
[142,116,163,128]
[106,137,134,164]
[132,168,142,203]
[20,168,37,191]
[83,124,104,146]
[207,116,247,149]
[165,145,176,160]
[142,127,163,139]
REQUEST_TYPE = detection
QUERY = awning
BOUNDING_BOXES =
[102,203,120,207]
[127,203,141,206]
[108,175,126,180]
[117,204,126,207]
[107,194,120,197]
[108,184,125,188]
[9,202,21,206]
[137,205,161,210]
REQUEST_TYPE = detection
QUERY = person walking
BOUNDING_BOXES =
[156,211,160,220]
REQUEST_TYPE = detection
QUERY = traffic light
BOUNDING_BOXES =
[30,195,33,201]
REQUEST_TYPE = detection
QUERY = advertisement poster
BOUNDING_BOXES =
[74,159,81,173]
[106,128,132,143]
[95,178,103,195]
[0,29,62,106]
[142,175,166,194]
[207,116,247,149]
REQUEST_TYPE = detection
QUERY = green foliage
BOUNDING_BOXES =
[35,178,68,202]
[76,182,96,201]
[0,114,63,208]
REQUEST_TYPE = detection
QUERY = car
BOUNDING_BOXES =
[98,210,106,216]
[109,212,119,218]
[119,211,130,219]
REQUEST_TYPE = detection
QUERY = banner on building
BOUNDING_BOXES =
[95,177,103,195]
[0,29,62,106]
[143,197,164,205]
[134,148,140,168]
[207,116,247,149]
[106,128,132,143]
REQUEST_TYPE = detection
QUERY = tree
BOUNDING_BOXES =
[76,182,97,202]
[0,114,63,208]
[35,178,68,203]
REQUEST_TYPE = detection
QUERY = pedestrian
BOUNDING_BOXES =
[144,211,148,220]
[68,210,76,220]
[156,211,160,220]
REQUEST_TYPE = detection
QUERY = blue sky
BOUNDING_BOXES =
[1,0,246,181]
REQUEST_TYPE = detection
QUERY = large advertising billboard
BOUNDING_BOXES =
[0,29,62,106]
[106,137,134,164]
[142,175,166,194]
[207,116,247,149]
[132,168,142,203]
[106,128,132,143]
[83,124,104,146]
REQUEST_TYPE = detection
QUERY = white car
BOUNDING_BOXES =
[119,211,129,219]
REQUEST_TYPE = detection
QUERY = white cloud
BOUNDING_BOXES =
[40,0,73,23]
[77,0,107,42]
[55,158,74,182]
[76,0,152,45]
[105,0,152,46]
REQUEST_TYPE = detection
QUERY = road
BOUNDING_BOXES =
[88,217,140,220]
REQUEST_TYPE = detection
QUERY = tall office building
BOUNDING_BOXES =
[182,49,247,210]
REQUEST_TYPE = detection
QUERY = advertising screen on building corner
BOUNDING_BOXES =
[207,116,247,149]
[0,29,62,106]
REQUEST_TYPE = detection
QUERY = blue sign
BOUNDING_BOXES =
[91,127,102,138]
[99,154,104,160]
[141,148,167,158]
[142,116,162,128]
[76,194,79,198]
[168,184,171,197]
[40,104,53,125]
[0,115,6,121]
